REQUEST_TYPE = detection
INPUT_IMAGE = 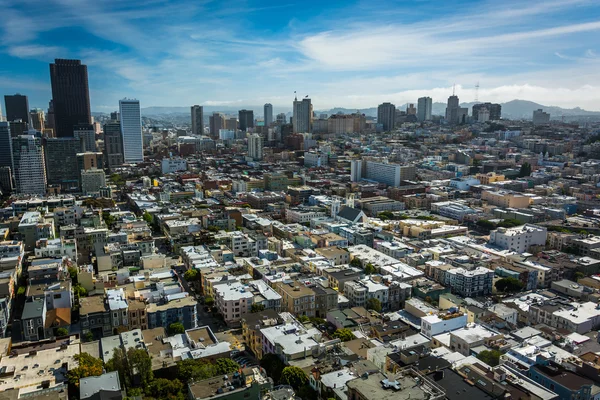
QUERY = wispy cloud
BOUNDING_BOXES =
[1,0,600,110]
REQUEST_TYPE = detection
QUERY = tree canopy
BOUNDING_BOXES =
[177,359,217,383]
[366,298,382,313]
[332,328,355,342]
[146,378,185,400]
[519,162,532,177]
[215,358,240,374]
[495,277,524,293]
[184,269,199,282]
[363,263,376,275]
[168,322,185,335]
[251,303,265,313]
[477,350,502,366]
[105,348,153,390]
[67,353,104,388]
[280,366,308,389]
[259,353,285,384]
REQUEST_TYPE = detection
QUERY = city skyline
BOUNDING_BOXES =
[1,0,600,111]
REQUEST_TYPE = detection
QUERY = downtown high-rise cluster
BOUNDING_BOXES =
[1,59,143,196]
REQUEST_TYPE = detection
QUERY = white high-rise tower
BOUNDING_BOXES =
[119,99,143,163]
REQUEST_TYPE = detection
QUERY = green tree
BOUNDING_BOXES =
[68,266,78,282]
[143,211,153,225]
[574,271,585,281]
[476,220,497,230]
[519,162,532,178]
[204,296,214,307]
[377,211,394,221]
[259,353,285,384]
[73,284,88,298]
[251,303,265,313]
[497,219,522,228]
[56,327,69,336]
[363,263,376,275]
[16,286,26,296]
[168,322,185,335]
[102,212,116,229]
[67,352,104,388]
[106,348,130,388]
[477,350,502,367]
[215,358,240,374]
[127,348,153,388]
[280,366,308,389]
[177,359,217,383]
[297,315,310,323]
[350,258,362,268]
[184,269,199,282]
[366,298,382,313]
[495,277,524,293]
[146,378,184,400]
[309,317,326,326]
[332,328,355,342]
[84,332,94,342]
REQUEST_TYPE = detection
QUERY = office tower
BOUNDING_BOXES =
[209,113,225,138]
[406,103,416,115]
[417,97,433,121]
[248,133,263,161]
[73,124,96,152]
[29,109,45,132]
[0,103,3,122]
[377,102,396,131]
[292,97,312,133]
[364,160,401,187]
[0,122,13,170]
[110,111,120,121]
[103,121,124,170]
[533,109,550,125]
[81,169,106,195]
[9,121,27,137]
[264,103,273,126]
[49,59,92,137]
[0,167,12,193]
[276,113,287,125]
[44,137,81,190]
[46,100,55,136]
[472,103,501,121]
[238,109,254,131]
[119,99,143,163]
[77,152,104,173]
[191,105,204,135]
[12,135,46,195]
[4,94,29,123]
[225,117,237,131]
[350,159,363,182]
[445,95,468,125]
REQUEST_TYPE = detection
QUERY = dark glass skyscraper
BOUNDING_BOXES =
[44,137,81,190]
[238,109,254,131]
[4,94,29,123]
[49,59,92,138]
[0,122,13,170]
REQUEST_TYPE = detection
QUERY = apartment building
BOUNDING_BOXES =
[482,190,530,208]
[276,282,316,318]
[489,224,548,253]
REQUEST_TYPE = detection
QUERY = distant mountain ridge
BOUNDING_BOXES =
[99,100,600,120]
[318,100,600,120]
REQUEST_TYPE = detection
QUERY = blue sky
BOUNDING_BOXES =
[2,0,600,112]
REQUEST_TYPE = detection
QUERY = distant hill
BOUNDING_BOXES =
[133,100,600,121]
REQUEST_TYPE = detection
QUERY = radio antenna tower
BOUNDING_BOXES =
[475,82,480,103]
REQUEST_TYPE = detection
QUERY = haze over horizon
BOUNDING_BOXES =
[2,0,600,111]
